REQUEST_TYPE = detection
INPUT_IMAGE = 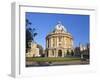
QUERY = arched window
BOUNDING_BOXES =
[58,50,62,57]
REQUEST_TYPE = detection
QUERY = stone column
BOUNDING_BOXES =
[56,49,58,57]
[54,37,55,48]
[56,36,57,47]
[51,37,52,48]
[57,36,58,47]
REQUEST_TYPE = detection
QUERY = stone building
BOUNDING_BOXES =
[45,22,73,57]
[26,42,40,57]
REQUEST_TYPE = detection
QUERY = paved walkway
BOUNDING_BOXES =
[26,60,89,67]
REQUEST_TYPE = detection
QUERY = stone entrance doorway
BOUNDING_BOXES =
[58,50,62,57]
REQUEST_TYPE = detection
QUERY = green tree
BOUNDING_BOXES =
[26,19,38,53]
[28,28,38,42]
[71,50,74,56]
[67,50,69,55]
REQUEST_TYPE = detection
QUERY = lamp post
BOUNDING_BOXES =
[80,44,84,62]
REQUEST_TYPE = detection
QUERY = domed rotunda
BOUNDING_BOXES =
[46,22,73,57]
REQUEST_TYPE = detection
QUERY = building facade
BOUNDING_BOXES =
[26,42,40,57]
[46,22,73,57]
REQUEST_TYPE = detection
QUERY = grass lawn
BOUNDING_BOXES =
[26,57,80,62]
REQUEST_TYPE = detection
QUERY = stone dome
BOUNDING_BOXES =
[54,21,67,33]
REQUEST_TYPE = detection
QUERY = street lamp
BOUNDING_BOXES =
[80,44,84,62]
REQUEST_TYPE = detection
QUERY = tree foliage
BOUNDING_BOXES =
[26,19,38,53]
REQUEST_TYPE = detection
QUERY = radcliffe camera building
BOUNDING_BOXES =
[46,22,73,57]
